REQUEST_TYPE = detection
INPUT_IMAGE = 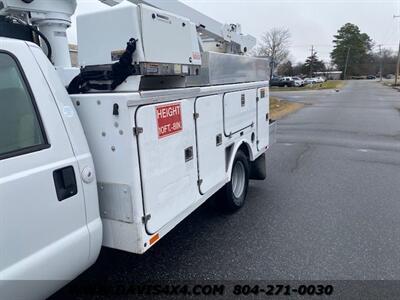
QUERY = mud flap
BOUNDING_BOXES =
[249,153,266,180]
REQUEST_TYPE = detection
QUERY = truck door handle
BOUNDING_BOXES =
[53,166,78,201]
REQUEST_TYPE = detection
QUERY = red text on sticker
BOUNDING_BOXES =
[156,103,183,138]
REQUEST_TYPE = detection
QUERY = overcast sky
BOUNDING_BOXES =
[67,0,400,63]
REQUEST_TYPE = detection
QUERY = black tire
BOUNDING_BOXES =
[216,150,250,212]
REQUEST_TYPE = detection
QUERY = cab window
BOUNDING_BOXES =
[0,52,48,159]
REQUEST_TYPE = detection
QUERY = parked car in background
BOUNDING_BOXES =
[292,76,304,87]
[303,77,326,84]
[314,76,326,83]
[270,77,295,87]
[366,75,376,80]
[270,77,283,87]
[281,77,296,87]
[304,78,317,84]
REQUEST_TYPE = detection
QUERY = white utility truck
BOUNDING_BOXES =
[0,0,275,298]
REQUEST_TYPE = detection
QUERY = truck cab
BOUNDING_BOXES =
[0,38,102,299]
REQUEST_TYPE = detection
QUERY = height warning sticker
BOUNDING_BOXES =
[156,103,183,138]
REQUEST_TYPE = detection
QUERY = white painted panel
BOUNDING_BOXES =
[136,99,198,233]
[223,89,257,136]
[77,2,145,66]
[78,2,201,67]
[195,95,226,194]
[257,87,270,151]
[140,4,200,65]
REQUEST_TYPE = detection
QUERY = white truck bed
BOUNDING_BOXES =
[71,81,272,254]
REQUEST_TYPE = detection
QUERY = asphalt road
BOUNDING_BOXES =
[55,80,400,297]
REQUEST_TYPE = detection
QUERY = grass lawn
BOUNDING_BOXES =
[270,96,304,120]
[382,79,400,87]
[270,80,346,92]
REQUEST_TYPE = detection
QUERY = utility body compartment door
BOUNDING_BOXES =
[256,87,270,151]
[135,99,198,234]
[195,95,226,194]
[223,89,257,136]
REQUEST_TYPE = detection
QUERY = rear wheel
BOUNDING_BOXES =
[217,150,250,212]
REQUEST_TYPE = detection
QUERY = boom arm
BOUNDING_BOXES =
[0,0,255,69]
[100,0,256,53]
[0,0,77,67]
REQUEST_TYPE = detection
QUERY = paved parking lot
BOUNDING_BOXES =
[55,80,400,298]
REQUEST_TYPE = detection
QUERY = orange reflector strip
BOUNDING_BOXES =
[149,233,160,245]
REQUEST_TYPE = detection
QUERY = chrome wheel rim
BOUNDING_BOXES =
[232,161,246,198]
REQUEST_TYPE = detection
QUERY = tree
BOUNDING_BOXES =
[292,63,304,76]
[277,60,293,76]
[330,23,373,78]
[381,49,398,76]
[363,48,398,78]
[253,28,291,78]
[303,51,326,76]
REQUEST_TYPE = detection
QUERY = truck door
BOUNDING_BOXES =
[0,46,89,285]
[135,99,199,234]
[256,87,270,151]
[195,95,226,194]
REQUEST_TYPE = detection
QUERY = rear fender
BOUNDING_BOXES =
[226,140,253,181]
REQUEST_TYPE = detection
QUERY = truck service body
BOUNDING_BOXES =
[0,0,275,298]
[72,79,271,254]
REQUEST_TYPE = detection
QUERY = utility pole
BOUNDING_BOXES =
[343,47,351,80]
[396,41,400,86]
[378,44,383,81]
[395,15,400,86]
